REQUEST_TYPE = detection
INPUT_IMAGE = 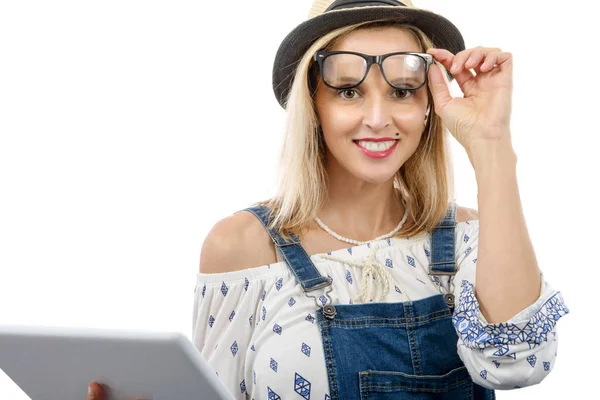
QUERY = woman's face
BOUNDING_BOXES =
[314,27,430,184]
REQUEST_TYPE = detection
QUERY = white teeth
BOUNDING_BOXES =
[357,140,396,152]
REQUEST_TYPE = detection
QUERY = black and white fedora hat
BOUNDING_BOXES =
[272,0,465,108]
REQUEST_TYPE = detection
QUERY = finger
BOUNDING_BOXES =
[464,50,485,71]
[481,51,512,72]
[469,50,495,75]
[88,382,106,400]
[427,48,474,87]
[454,47,502,73]
[427,63,453,113]
[451,47,479,74]
[426,47,459,67]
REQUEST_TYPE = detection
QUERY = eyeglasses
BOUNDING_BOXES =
[313,50,433,91]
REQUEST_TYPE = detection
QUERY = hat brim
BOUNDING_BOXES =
[272,6,465,109]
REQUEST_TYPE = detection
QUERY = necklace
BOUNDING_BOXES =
[315,206,409,245]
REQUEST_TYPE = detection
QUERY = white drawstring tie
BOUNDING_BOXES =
[318,241,410,304]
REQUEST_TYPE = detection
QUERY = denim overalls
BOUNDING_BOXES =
[243,203,495,399]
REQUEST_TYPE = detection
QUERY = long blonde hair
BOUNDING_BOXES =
[256,20,456,240]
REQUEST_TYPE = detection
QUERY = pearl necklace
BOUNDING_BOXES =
[315,206,409,245]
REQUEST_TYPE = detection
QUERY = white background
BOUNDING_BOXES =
[0,0,597,398]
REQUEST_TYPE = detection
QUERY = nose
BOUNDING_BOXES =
[361,65,394,132]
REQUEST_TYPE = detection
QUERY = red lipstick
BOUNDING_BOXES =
[353,138,399,159]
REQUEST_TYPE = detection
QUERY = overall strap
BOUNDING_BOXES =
[428,202,458,310]
[238,205,331,293]
[428,201,458,276]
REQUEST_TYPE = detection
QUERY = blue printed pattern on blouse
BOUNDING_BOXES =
[270,358,278,372]
[268,386,281,400]
[453,280,569,357]
[294,372,311,400]
[302,342,311,357]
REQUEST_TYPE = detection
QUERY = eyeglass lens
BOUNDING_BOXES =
[322,53,427,90]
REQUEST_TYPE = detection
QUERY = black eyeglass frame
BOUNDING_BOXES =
[313,50,434,91]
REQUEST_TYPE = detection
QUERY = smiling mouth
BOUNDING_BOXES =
[353,139,399,159]
[353,139,399,152]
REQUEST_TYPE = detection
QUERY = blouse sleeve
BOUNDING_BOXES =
[450,221,570,390]
[192,273,267,400]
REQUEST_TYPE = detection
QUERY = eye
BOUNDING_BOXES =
[393,89,416,99]
[337,89,358,100]
[335,88,416,100]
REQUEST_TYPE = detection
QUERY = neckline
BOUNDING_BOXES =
[310,230,429,259]
[197,231,431,283]
[309,219,478,259]
[196,220,478,283]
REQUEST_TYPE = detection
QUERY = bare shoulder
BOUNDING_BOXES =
[456,204,479,223]
[199,210,279,274]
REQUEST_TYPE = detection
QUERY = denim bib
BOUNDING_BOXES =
[243,203,495,399]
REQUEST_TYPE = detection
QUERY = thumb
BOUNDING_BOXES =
[427,63,453,114]
[88,382,106,400]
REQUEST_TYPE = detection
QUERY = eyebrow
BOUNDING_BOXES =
[388,75,421,83]
[391,79,420,85]
[330,76,421,87]
[335,76,358,83]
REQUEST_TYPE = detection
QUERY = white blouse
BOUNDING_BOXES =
[192,220,569,399]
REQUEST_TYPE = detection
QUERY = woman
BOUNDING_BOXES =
[89,0,569,399]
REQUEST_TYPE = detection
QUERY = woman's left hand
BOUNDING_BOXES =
[425,46,513,152]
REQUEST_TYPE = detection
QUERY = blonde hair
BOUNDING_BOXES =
[256,20,456,240]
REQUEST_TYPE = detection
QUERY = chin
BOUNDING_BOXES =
[353,168,400,185]
[351,156,405,183]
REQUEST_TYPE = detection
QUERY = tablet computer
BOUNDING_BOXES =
[0,324,235,400]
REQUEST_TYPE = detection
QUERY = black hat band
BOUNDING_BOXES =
[326,0,407,12]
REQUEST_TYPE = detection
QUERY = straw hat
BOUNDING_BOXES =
[272,0,465,108]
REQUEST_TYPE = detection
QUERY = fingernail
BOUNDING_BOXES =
[88,386,95,399]
[451,62,457,72]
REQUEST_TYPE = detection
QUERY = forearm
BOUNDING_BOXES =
[467,136,542,323]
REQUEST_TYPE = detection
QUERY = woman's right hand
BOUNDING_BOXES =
[87,382,146,400]
[87,382,106,400]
